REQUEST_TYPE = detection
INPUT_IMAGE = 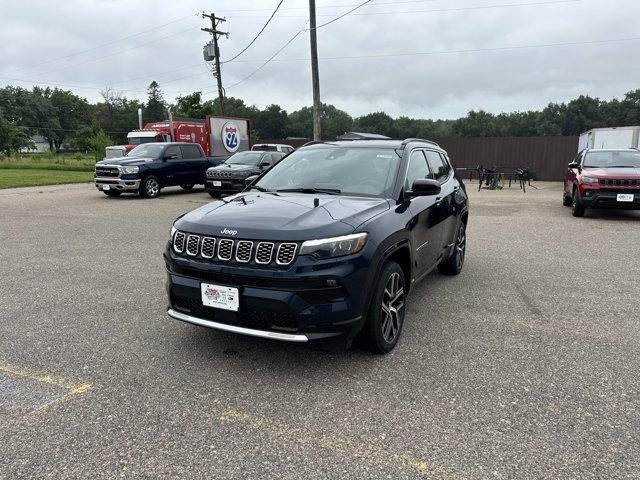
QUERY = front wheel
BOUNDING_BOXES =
[140,176,161,198]
[572,189,585,217]
[360,262,406,354]
[438,221,467,276]
[180,184,194,190]
[562,191,572,207]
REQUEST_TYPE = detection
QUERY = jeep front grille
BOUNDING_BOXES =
[598,178,640,186]
[186,235,200,256]
[235,241,253,263]
[171,231,298,266]
[276,243,297,265]
[173,232,186,253]
[255,242,274,264]
[201,237,216,259]
[218,239,234,261]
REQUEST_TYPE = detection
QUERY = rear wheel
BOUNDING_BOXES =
[438,221,467,276]
[180,184,194,190]
[360,262,406,354]
[572,188,585,217]
[140,176,161,198]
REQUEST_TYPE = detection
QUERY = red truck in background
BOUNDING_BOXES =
[105,115,251,160]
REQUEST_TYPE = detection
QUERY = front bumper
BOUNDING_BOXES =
[95,177,140,191]
[581,189,640,209]
[165,249,372,343]
[205,178,246,194]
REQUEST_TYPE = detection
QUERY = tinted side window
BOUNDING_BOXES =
[405,150,430,190]
[425,150,451,182]
[165,145,183,160]
[181,145,201,159]
[273,153,286,163]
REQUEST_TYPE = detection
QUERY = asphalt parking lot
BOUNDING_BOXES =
[1,181,639,479]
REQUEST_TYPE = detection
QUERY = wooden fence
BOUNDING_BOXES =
[261,136,580,181]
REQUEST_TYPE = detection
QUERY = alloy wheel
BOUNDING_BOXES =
[146,178,159,197]
[455,224,466,269]
[381,272,405,343]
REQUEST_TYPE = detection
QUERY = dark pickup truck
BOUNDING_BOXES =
[94,142,225,198]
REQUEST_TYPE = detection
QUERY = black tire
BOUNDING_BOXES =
[360,261,406,354]
[572,188,585,217]
[208,191,221,198]
[438,221,467,276]
[562,191,572,207]
[140,176,161,198]
[103,190,122,197]
[180,184,194,190]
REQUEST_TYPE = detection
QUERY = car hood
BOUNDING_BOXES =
[175,192,390,241]
[98,157,155,166]
[583,167,640,178]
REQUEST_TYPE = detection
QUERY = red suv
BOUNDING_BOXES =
[563,149,640,217]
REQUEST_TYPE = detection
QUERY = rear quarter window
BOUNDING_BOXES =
[181,145,202,159]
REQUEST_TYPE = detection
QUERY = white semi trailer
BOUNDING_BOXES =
[578,126,640,151]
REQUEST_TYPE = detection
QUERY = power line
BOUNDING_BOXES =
[0,14,198,76]
[227,0,372,90]
[314,0,373,29]
[222,0,285,64]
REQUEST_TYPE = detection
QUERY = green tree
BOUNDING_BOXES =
[175,91,204,118]
[255,104,288,138]
[94,88,144,144]
[145,81,167,122]
[354,112,398,138]
[0,114,33,155]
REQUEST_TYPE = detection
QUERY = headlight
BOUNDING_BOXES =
[120,166,139,175]
[299,233,368,259]
[170,225,177,240]
[582,176,599,184]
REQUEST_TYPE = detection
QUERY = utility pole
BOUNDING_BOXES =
[202,12,228,115]
[308,0,322,140]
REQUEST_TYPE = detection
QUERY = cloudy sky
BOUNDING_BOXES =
[1,0,639,119]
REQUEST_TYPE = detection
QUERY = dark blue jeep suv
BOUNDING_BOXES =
[165,138,469,353]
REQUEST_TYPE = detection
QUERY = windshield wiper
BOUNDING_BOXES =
[608,165,637,168]
[275,187,342,195]
[249,185,271,192]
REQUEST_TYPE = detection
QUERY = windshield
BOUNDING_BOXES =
[254,147,400,197]
[128,136,157,146]
[127,144,165,158]
[584,150,640,168]
[226,151,264,166]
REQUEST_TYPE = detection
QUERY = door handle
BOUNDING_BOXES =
[435,197,444,206]
[453,186,460,193]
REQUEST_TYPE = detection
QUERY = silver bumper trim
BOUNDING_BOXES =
[95,177,140,191]
[167,308,309,343]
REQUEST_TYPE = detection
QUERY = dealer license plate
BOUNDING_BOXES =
[201,283,239,312]
[102,185,110,191]
[212,181,222,187]
[617,194,634,202]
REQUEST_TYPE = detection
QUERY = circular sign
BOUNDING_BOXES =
[222,121,240,153]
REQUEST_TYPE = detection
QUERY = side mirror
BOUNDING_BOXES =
[407,178,441,198]
[245,175,259,188]
[568,161,580,169]
[163,153,178,161]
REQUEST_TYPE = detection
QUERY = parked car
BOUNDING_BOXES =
[252,143,295,154]
[95,142,222,198]
[205,150,287,198]
[165,136,469,353]
[564,149,640,216]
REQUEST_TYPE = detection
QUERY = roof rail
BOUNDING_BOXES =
[301,140,339,147]
[400,138,440,148]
